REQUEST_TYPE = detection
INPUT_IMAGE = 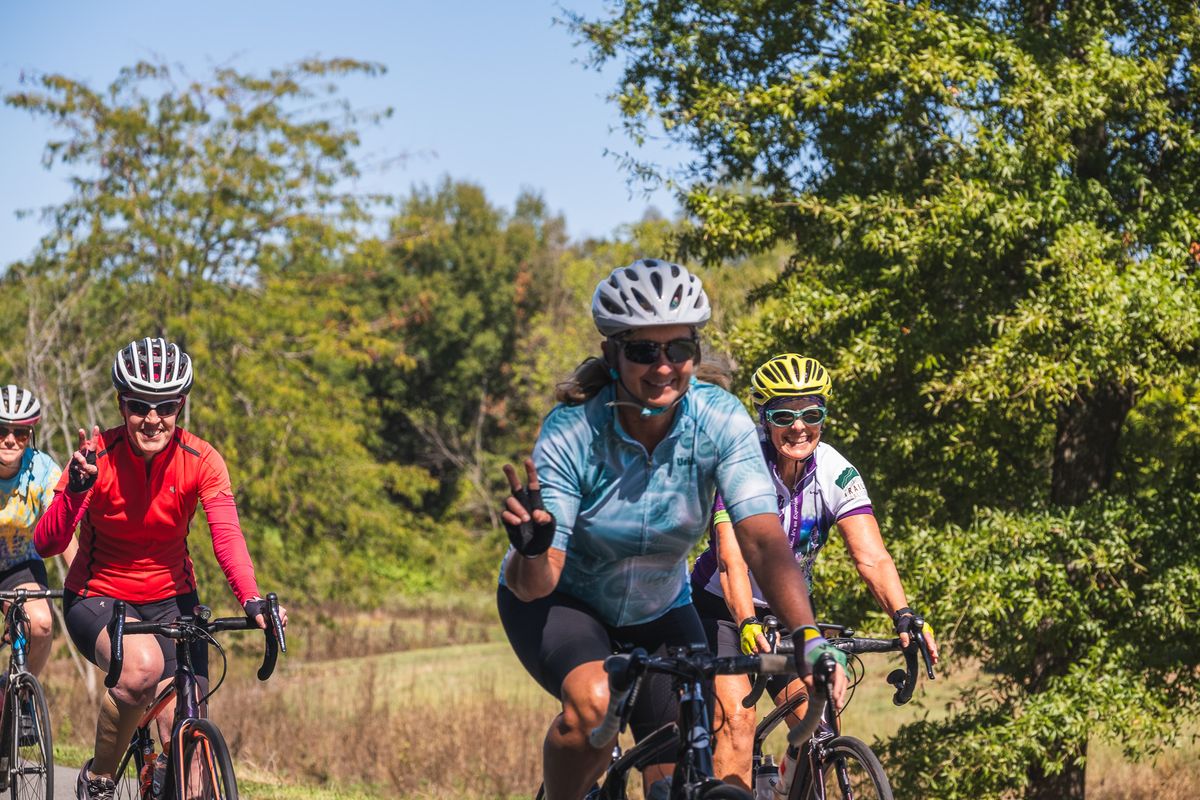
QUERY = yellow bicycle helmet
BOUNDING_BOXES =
[749,354,832,406]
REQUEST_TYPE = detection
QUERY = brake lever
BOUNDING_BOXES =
[913,617,935,680]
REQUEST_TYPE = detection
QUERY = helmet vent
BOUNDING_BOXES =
[650,271,663,296]
[670,285,683,311]
[600,296,624,315]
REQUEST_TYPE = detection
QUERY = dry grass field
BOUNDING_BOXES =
[38,595,1199,799]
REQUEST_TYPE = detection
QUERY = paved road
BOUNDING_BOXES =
[53,763,77,800]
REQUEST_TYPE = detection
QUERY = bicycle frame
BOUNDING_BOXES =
[589,647,831,800]
[597,668,717,800]
[746,619,933,800]
[0,587,61,794]
[107,595,285,800]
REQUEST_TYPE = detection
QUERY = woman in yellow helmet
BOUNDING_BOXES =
[689,353,940,792]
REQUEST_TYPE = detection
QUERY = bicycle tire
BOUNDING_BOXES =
[698,783,754,799]
[111,743,145,800]
[802,736,892,800]
[170,718,237,800]
[9,673,52,800]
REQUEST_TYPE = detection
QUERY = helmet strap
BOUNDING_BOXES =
[607,372,687,418]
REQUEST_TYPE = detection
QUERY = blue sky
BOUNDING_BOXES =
[0,1,682,268]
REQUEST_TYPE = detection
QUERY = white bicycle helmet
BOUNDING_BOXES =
[0,385,41,425]
[111,338,194,398]
[592,258,712,337]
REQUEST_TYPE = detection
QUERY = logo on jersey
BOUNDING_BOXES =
[836,466,867,500]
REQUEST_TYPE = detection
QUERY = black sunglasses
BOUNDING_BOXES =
[621,337,701,365]
[0,426,32,442]
[122,396,185,417]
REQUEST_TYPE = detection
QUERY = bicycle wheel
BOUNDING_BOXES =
[111,743,145,800]
[170,718,237,800]
[806,737,892,800]
[9,673,52,800]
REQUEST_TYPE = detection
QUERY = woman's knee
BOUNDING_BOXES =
[25,602,54,641]
[111,640,165,703]
[714,680,756,743]
[557,664,609,741]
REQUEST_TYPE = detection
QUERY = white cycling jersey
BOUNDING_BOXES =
[691,440,872,604]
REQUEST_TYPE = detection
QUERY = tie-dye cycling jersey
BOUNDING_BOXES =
[500,380,778,627]
[0,449,61,571]
[691,440,872,604]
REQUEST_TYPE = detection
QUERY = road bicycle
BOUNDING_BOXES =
[536,643,838,800]
[104,594,285,800]
[745,617,935,800]
[0,587,61,800]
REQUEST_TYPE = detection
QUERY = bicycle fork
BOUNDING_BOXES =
[674,680,714,796]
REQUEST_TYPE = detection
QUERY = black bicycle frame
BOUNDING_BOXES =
[597,670,716,800]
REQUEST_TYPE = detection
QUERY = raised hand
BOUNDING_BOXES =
[67,425,101,493]
[501,458,556,557]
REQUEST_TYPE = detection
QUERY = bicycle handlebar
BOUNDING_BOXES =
[0,588,63,602]
[104,592,286,689]
[742,616,935,708]
[587,647,827,749]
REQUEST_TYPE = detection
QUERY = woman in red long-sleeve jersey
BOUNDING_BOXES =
[35,337,287,800]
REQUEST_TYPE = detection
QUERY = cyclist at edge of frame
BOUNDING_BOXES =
[496,258,850,800]
[33,337,289,800]
[689,353,941,791]
[0,385,62,679]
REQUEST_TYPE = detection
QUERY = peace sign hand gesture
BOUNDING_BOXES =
[501,458,556,558]
[67,425,101,494]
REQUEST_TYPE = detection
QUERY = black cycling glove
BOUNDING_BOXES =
[504,485,556,558]
[893,607,921,639]
[244,598,267,621]
[67,449,97,494]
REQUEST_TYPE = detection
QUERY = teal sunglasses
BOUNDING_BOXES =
[764,406,827,428]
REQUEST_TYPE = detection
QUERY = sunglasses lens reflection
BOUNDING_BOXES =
[125,399,182,416]
[766,407,826,427]
[622,339,699,365]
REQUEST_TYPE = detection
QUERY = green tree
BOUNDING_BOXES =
[2,59,465,602]
[573,1,1200,797]
[349,181,571,530]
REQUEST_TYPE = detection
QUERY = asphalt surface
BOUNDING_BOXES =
[53,763,78,800]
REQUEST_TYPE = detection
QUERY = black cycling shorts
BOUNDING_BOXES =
[497,586,707,742]
[0,559,49,593]
[63,591,208,680]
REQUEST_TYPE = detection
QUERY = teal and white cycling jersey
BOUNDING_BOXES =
[500,380,778,627]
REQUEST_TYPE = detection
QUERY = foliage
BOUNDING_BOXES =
[573,0,1200,796]
[1,59,473,600]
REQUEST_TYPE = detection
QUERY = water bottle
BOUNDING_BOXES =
[151,752,168,798]
[755,754,779,800]
[774,745,799,797]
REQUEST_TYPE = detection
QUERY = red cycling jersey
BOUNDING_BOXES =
[35,426,259,605]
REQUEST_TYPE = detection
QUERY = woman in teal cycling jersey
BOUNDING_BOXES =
[497,259,848,800]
